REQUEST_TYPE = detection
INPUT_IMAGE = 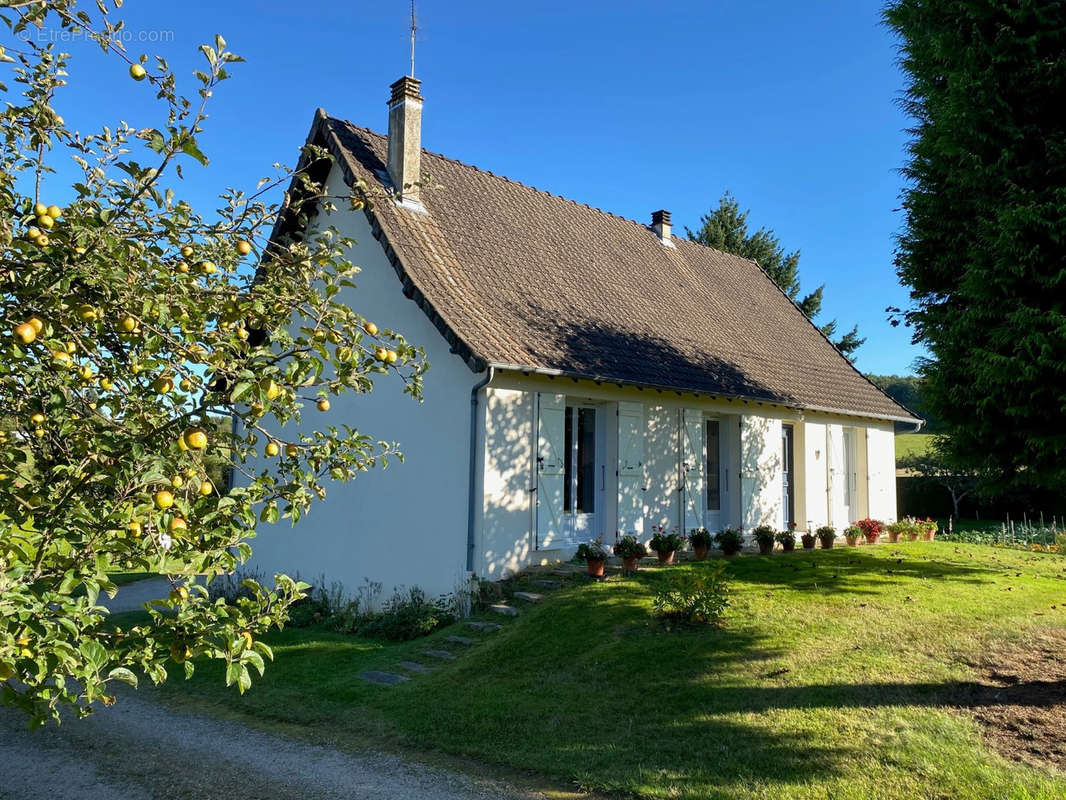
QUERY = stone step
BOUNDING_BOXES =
[490,604,519,617]
[444,635,475,646]
[423,649,457,661]
[397,661,432,674]
[533,580,562,589]
[467,621,502,632]
[358,670,410,686]
[513,591,544,603]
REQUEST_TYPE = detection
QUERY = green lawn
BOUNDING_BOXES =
[895,432,934,460]
[160,543,1066,799]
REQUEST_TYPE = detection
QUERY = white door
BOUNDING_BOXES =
[617,401,645,538]
[703,420,729,533]
[535,393,567,549]
[681,409,705,534]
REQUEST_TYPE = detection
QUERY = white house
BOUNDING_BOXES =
[248,75,921,598]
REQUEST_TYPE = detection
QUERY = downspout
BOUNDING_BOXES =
[466,365,495,572]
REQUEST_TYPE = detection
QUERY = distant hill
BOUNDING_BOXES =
[867,374,944,433]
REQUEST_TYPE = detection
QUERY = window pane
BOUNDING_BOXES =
[576,408,596,513]
[706,420,720,511]
[563,408,573,513]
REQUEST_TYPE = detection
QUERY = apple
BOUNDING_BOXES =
[13,322,36,344]
[200,260,216,274]
[316,398,331,412]
[78,364,94,381]
[260,378,281,400]
[51,350,72,368]
[170,475,184,488]
[182,427,208,450]
[170,642,192,663]
[265,442,280,457]
[30,412,45,425]
[375,346,388,362]
[120,316,137,332]
[77,304,97,322]
[362,321,379,336]
[237,240,252,255]
[128,520,142,537]
[285,444,299,457]
[47,205,61,220]
[152,376,174,394]
[199,480,213,496]
[35,234,49,246]
[181,245,194,258]
[385,350,398,364]
[167,517,187,535]
[33,203,47,217]
[27,316,44,334]
[176,261,190,274]
[37,214,54,229]
[129,63,147,81]
[180,378,194,392]
[99,376,114,390]
[169,586,189,603]
[154,490,174,509]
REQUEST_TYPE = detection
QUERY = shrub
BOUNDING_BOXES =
[575,540,609,563]
[653,563,731,625]
[649,526,685,554]
[613,534,648,559]
[357,587,455,641]
[688,527,713,548]
[714,528,745,554]
[751,525,776,547]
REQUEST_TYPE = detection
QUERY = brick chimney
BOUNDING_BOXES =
[651,209,673,245]
[387,76,423,205]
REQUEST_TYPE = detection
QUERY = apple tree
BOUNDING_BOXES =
[0,0,426,725]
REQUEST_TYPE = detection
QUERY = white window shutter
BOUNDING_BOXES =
[681,409,704,533]
[536,393,567,549]
[827,424,846,527]
[617,401,645,537]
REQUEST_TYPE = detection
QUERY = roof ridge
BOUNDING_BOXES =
[328,115,662,234]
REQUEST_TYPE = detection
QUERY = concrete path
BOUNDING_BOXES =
[0,692,547,800]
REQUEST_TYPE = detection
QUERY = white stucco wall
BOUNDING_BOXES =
[247,164,476,600]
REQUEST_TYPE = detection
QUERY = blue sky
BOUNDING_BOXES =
[36,0,921,375]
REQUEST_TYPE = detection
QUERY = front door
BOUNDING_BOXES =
[564,404,600,540]
[704,419,724,532]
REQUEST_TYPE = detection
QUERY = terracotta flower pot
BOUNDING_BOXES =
[781,539,796,552]
[622,556,640,572]
[586,558,605,578]
[905,532,919,541]
[865,533,880,545]
[887,532,900,543]
[923,530,936,541]
[801,536,817,550]
[845,536,859,547]
[757,541,773,555]
[819,537,834,549]
[693,544,709,560]
[656,549,675,565]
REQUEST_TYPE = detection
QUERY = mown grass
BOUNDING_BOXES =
[159,542,1066,799]
[895,432,934,461]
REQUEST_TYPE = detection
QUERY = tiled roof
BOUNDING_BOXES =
[313,112,917,422]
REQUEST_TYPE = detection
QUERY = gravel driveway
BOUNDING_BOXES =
[0,692,547,800]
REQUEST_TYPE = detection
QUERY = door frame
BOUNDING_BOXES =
[703,416,727,533]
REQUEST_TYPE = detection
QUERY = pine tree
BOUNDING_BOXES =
[885,0,1066,492]
[687,192,864,358]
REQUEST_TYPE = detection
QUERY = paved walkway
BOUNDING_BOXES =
[0,692,545,800]
[103,577,174,613]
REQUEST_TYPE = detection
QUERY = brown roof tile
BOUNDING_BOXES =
[316,113,917,422]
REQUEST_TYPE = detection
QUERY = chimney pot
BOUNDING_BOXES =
[651,209,672,243]
[387,76,424,206]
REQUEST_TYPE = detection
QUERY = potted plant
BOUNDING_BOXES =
[920,517,938,541]
[714,527,744,557]
[575,540,609,577]
[776,525,797,552]
[800,529,818,550]
[856,517,883,544]
[689,527,713,560]
[816,525,836,549]
[844,525,861,547]
[885,520,905,543]
[613,534,647,573]
[751,524,776,555]
[648,525,685,565]
[903,517,920,540]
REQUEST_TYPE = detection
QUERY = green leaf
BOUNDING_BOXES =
[107,667,138,688]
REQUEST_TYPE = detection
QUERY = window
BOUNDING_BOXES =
[706,419,720,511]
[563,406,597,514]
[782,424,795,527]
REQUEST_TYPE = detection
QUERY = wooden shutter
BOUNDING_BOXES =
[681,409,705,533]
[536,393,567,549]
[617,401,645,537]
[826,424,846,527]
